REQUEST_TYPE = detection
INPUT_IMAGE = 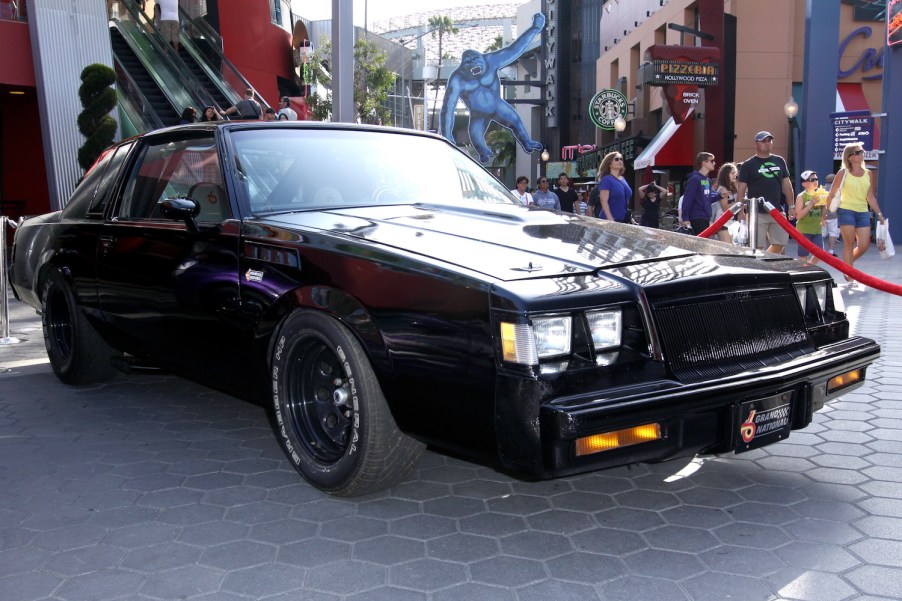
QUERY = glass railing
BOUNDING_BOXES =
[0,0,27,22]
[176,4,271,112]
[113,56,165,135]
[111,0,219,114]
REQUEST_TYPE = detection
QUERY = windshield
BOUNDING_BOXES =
[229,128,516,214]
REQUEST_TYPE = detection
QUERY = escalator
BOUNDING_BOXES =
[110,27,180,127]
[109,0,268,133]
[177,45,230,112]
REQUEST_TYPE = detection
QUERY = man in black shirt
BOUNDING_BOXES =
[553,173,578,213]
[736,131,794,253]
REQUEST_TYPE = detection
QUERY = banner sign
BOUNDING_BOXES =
[832,110,876,159]
[643,45,720,124]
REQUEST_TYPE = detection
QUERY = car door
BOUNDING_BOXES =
[95,132,248,390]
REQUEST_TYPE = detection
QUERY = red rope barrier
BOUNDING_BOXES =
[697,202,743,239]
[765,204,902,296]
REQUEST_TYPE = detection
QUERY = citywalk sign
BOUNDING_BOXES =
[641,45,720,124]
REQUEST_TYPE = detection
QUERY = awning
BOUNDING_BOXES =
[836,82,869,112]
[633,112,695,170]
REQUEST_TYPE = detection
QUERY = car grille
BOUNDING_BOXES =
[653,290,812,382]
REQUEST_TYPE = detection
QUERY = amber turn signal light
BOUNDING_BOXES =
[827,369,863,393]
[575,423,662,457]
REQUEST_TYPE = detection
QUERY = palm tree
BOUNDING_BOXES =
[427,15,459,131]
[485,35,504,53]
[485,127,516,185]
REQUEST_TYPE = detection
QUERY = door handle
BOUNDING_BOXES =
[99,236,116,251]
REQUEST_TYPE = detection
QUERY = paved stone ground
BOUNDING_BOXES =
[1,247,900,601]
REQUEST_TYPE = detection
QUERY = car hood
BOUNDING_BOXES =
[263,203,767,282]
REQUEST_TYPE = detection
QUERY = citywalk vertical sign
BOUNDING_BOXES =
[544,0,558,128]
[640,45,720,123]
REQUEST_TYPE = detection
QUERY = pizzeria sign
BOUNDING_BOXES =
[649,60,719,86]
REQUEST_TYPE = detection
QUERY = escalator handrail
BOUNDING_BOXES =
[175,4,272,112]
[112,54,166,131]
[115,0,220,113]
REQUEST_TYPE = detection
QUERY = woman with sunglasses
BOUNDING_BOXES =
[824,143,885,285]
[596,152,632,223]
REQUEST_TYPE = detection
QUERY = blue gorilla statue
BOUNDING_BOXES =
[439,12,546,163]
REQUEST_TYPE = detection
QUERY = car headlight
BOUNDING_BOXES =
[500,315,572,365]
[534,316,572,358]
[586,308,622,351]
[795,282,830,321]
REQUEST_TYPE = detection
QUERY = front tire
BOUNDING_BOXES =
[271,310,424,496]
[41,269,118,384]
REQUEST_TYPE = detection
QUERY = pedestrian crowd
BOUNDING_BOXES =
[512,134,884,281]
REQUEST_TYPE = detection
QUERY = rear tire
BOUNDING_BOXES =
[41,269,118,384]
[271,310,424,496]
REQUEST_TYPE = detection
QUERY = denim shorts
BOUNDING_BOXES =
[797,233,823,257]
[837,208,871,228]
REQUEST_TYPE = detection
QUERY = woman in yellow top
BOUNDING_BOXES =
[824,143,885,284]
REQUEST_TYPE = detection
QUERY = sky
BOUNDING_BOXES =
[292,0,516,28]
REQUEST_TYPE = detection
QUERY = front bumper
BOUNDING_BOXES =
[495,336,880,479]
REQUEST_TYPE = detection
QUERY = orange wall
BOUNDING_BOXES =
[217,0,293,107]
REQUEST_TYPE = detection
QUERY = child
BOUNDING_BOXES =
[821,173,839,256]
[793,170,826,265]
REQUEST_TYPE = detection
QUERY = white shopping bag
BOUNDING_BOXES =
[876,218,895,259]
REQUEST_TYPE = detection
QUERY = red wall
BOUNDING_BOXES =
[0,19,48,216]
[218,0,294,107]
[0,20,35,87]
[2,90,49,217]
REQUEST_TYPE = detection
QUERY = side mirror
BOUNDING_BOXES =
[158,197,200,233]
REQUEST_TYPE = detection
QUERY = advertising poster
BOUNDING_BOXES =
[889,0,902,46]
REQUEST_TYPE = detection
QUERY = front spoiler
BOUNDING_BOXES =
[496,336,880,479]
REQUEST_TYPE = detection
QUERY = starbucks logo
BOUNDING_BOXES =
[589,89,628,131]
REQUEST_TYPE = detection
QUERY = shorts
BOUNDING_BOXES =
[797,233,823,257]
[160,20,179,44]
[755,214,789,247]
[837,208,871,228]
[822,218,839,239]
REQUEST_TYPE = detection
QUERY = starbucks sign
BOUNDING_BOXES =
[589,89,628,131]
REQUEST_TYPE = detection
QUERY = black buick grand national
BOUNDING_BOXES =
[9,122,880,496]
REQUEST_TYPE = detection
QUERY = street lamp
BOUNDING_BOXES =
[614,116,627,134]
[540,148,550,162]
[784,97,801,194]
[422,65,438,132]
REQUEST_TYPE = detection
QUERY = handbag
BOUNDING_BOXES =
[828,173,844,213]
[876,218,895,259]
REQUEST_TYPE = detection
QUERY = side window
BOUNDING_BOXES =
[118,136,229,223]
[87,141,134,217]
[61,146,117,219]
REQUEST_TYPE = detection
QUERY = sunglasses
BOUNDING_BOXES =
[612,157,623,161]
[805,178,818,182]
[850,149,864,156]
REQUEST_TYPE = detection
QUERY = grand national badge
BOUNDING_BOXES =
[589,89,628,131]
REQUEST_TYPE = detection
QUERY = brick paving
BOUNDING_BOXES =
[1,246,900,601]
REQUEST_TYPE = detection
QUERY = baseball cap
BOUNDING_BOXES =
[755,131,774,142]
[800,170,817,181]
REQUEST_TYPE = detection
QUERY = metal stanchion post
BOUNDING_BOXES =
[746,197,761,252]
[1,215,22,345]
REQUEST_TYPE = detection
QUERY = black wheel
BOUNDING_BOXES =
[41,269,118,384]
[271,310,424,496]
